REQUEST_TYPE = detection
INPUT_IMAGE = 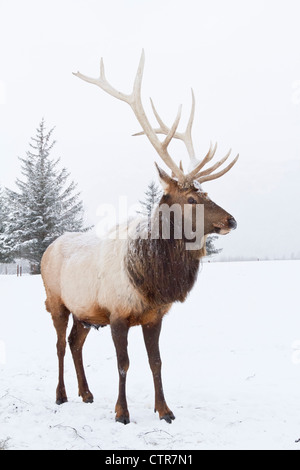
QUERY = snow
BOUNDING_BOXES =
[0,260,300,450]
[191,179,203,193]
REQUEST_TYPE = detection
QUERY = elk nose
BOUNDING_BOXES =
[227,216,237,230]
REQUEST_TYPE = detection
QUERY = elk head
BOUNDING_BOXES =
[155,164,237,241]
[73,50,238,243]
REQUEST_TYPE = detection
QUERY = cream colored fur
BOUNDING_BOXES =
[41,223,145,322]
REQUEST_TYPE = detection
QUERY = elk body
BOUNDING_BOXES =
[41,51,238,424]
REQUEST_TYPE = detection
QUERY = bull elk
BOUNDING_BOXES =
[41,51,238,424]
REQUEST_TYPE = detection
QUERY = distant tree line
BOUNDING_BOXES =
[0,119,90,274]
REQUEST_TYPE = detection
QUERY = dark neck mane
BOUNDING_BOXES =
[125,222,204,306]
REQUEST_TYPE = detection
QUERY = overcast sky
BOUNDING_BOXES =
[1,0,300,259]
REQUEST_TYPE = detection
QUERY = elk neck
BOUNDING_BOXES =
[125,215,205,307]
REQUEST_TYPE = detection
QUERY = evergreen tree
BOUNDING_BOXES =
[205,235,222,257]
[5,119,90,273]
[0,186,14,263]
[138,181,162,218]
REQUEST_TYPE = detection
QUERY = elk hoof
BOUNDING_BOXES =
[160,412,175,423]
[116,415,130,425]
[56,397,68,405]
[80,391,94,403]
[82,396,94,404]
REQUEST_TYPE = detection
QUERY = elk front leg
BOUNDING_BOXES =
[142,320,175,423]
[111,318,130,424]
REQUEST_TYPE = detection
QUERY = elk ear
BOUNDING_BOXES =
[155,162,176,193]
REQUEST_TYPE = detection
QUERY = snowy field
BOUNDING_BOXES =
[0,260,300,450]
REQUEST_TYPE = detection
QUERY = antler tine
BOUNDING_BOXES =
[162,105,182,148]
[196,149,232,178]
[186,142,218,180]
[100,58,105,80]
[132,98,170,137]
[150,97,169,134]
[73,56,132,104]
[197,154,239,183]
[184,88,196,161]
[73,50,185,182]
[132,49,145,103]
[135,89,197,160]
[132,101,183,152]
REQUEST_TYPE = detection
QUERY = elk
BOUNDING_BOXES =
[41,51,238,424]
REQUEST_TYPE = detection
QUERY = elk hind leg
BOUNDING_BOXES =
[51,303,70,405]
[68,316,93,403]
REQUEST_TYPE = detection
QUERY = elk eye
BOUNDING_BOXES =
[187,197,197,204]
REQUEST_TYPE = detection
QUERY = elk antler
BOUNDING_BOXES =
[73,51,238,187]
[133,89,197,166]
[73,50,185,183]
[134,89,239,185]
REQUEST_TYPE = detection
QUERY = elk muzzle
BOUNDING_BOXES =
[227,216,237,230]
[213,215,237,235]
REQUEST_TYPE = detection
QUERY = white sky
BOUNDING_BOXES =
[0,0,300,259]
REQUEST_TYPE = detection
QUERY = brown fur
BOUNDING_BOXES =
[157,170,234,236]
[126,236,200,306]
[78,305,171,328]
[75,304,110,327]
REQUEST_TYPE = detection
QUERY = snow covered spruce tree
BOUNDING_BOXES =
[137,180,162,219]
[0,186,14,263]
[205,235,222,257]
[5,119,89,274]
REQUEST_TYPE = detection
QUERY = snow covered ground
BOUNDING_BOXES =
[0,260,300,450]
